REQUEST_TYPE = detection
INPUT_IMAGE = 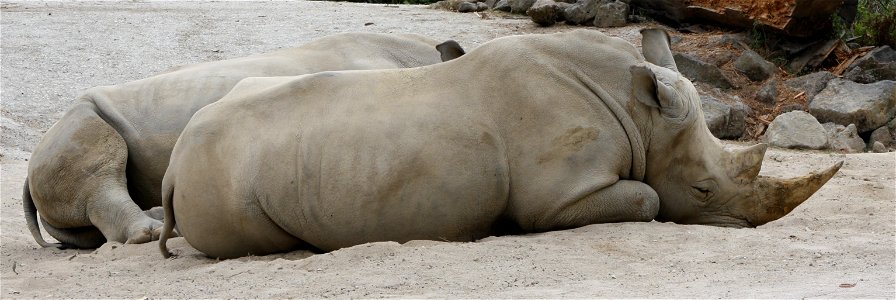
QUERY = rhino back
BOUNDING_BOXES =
[83,54,315,207]
[86,33,445,207]
[171,71,510,252]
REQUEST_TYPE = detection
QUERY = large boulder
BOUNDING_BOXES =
[845,62,896,84]
[457,1,479,12]
[701,95,748,139]
[527,0,564,25]
[844,46,896,84]
[823,123,866,153]
[848,46,896,70]
[765,111,827,150]
[510,0,538,13]
[734,50,776,82]
[593,0,628,27]
[810,79,896,133]
[431,0,485,11]
[563,0,603,25]
[673,53,735,89]
[495,0,512,11]
[784,71,835,101]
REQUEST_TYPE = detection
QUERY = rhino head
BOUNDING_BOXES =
[632,28,843,228]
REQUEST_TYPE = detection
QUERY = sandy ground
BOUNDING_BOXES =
[1,1,894,298]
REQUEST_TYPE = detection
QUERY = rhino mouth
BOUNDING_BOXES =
[655,212,754,228]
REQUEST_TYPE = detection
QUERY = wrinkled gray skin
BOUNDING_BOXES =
[24,33,465,249]
[161,29,842,259]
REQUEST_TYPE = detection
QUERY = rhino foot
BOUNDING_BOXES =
[124,217,165,244]
[144,206,165,221]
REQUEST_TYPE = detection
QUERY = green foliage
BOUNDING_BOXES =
[840,0,896,47]
[747,22,768,52]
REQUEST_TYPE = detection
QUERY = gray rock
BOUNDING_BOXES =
[701,51,736,67]
[627,14,648,23]
[476,2,490,10]
[495,0,511,11]
[510,0,538,13]
[673,53,735,89]
[458,1,478,12]
[554,2,572,20]
[827,123,866,153]
[756,79,777,105]
[593,1,627,27]
[765,111,828,150]
[485,0,499,8]
[784,71,835,101]
[821,122,841,141]
[869,125,895,149]
[527,0,562,25]
[845,62,896,84]
[718,33,749,49]
[849,46,896,70]
[810,79,896,133]
[701,95,747,139]
[844,46,896,84]
[778,103,806,113]
[734,50,777,82]
[563,0,602,25]
[872,141,888,153]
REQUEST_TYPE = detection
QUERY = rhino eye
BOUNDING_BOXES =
[694,186,710,194]
[691,180,716,201]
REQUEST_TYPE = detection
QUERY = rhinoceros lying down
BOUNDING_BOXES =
[24,33,465,249]
[160,29,842,259]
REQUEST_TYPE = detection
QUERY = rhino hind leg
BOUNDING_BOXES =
[144,206,165,221]
[40,218,105,249]
[535,180,660,230]
[26,101,164,247]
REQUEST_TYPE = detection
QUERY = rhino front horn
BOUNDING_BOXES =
[749,161,844,226]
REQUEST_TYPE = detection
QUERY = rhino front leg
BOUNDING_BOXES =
[535,180,660,230]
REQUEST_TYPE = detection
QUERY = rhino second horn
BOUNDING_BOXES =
[727,143,768,184]
[749,161,844,226]
[640,28,678,72]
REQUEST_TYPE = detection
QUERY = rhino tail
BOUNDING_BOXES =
[159,179,177,258]
[22,178,64,248]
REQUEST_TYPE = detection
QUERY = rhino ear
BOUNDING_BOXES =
[630,65,684,120]
[436,40,466,62]
[640,28,678,72]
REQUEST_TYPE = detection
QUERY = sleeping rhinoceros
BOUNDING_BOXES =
[24,33,465,249]
[159,29,842,259]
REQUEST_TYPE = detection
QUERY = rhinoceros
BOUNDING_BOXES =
[159,29,842,259]
[24,33,465,249]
